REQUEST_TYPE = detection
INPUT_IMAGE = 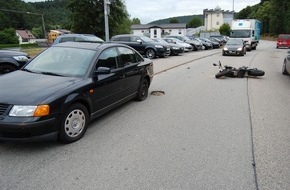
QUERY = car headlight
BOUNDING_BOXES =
[223,47,228,51]
[155,45,163,48]
[9,105,50,117]
[237,47,242,51]
[13,55,29,62]
[172,47,179,50]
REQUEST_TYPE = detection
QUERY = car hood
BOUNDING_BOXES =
[0,50,28,57]
[0,70,82,105]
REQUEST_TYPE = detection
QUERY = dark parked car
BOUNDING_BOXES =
[153,38,184,55]
[210,35,228,44]
[166,35,202,51]
[209,37,224,46]
[195,38,213,50]
[282,51,290,75]
[0,42,153,143]
[163,38,193,52]
[222,38,246,56]
[199,37,220,49]
[0,50,30,74]
[110,34,170,59]
[52,34,104,45]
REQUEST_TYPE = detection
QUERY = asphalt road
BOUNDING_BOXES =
[0,41,289,190]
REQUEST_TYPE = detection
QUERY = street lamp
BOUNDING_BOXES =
[0,8,46,39]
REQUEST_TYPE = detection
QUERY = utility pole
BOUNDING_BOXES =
[104,0,110,42]
[0,8,46,39]
[233,0,235,12]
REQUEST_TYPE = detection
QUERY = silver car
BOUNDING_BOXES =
[282,51,290,75]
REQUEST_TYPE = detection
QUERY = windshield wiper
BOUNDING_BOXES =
[22,68,41,74]
[40,72,65,77]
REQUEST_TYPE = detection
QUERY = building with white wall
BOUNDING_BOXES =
[131,23,187,38]
[203,6,234,31]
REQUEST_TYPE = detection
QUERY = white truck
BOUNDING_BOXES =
[230,19,261,51]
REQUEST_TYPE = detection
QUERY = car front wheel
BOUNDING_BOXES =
[146,49,156,59]
[0,64,16,74]
[59,103,89,143]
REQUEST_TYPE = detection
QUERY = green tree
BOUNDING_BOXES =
[0,28,19,44]
[187,17,202,28]
[67,0,130,39]
[235,6,252,19]
[256,1,271,34]
[169,18,179,23]
[131,17,141,25]
[269,0,288,34]
[219,23,231,36]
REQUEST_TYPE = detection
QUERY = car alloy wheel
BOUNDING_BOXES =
[146,49,156,59]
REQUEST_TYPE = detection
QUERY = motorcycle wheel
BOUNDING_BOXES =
[215,70,231,78]
[248,69,265,76]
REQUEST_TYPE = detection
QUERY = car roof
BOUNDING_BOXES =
[52,42,134,51]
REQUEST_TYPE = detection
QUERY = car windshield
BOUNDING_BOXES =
[183,36,191,41]
[139,36,154,42]
[83,36,104,43]
[24,47,95,77]
[226,39,243,45]
[172,38,183,43]
[230,30,251,38]
[154,39,168,44]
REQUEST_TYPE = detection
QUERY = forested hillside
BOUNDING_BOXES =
[0,0,288,43]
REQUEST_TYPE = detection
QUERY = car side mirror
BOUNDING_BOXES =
[96,66,111,74]
[136,39,142,44]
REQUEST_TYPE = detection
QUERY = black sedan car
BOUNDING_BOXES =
[153,38,184,55]
[282,51,290,75]
[0,50,30,74]
[0,42,154,143]
[222,38,246,56]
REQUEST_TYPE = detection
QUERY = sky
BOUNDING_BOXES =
[23,0,261,24]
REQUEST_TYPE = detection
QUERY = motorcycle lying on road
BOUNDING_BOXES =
[213,61,265,79]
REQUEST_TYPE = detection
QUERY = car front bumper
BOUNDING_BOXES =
[0,117,58,142]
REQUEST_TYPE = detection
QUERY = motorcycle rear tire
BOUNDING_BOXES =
[248,69,265,76]
[215,70,231,78]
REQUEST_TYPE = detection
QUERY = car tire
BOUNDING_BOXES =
[59,103,89,143]
[0,64,17,74]
[282,61,289,75]
[136,79,149,101]
[146,49,156,59]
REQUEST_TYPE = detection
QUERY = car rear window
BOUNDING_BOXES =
[278,34,290,40]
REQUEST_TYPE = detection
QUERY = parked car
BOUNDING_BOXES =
[163,38,193,52]
[110,34,170,59]
[52,34,104,45]
[195,38,213,50]
[209,37,223,46]
[282,51,290,75]
[210,35,228,44]
[0,42,153,143]
[276,34,290,49]
[166,35,202,51]
[199,37,220,49]
[153,38,184,55]
[222,38,246,56]
[0,50,30,74]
